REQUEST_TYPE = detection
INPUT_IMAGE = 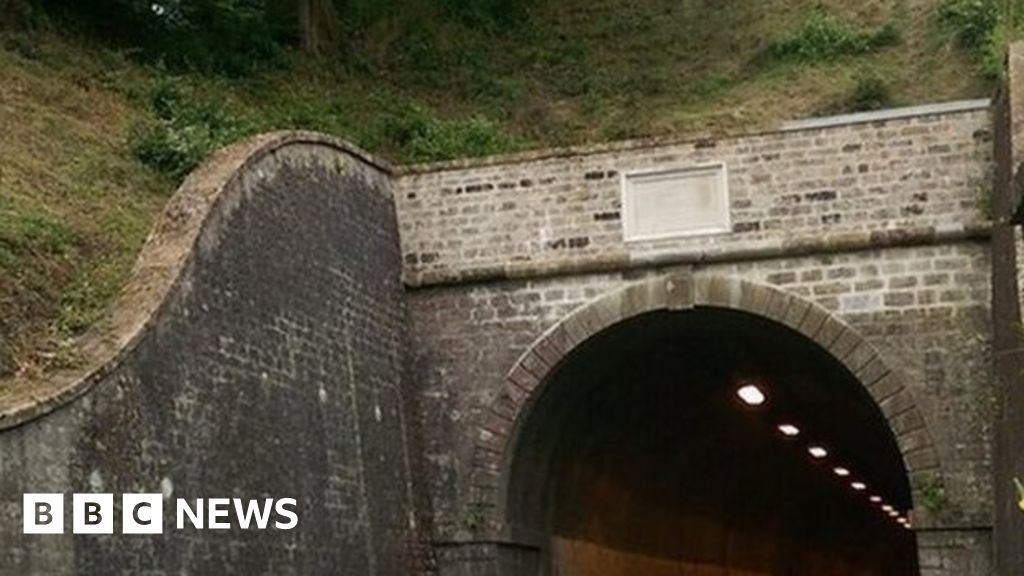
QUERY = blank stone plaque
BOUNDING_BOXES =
[621,164,729,242]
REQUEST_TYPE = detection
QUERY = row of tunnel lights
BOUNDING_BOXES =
[735,383,912,530]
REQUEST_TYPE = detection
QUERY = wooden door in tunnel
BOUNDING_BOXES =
[503,308,920,576]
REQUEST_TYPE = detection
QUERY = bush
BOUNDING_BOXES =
[770,11,900,62]
[814,69,895,116]
[130,80,255,178]
[847,70,894,112]
[379,105,518,162]
[939,0,1000,50]
[938,0,1011,79]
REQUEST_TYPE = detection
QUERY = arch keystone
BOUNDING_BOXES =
[663,273,695,310]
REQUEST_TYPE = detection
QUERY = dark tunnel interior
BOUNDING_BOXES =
[505,308,919,576]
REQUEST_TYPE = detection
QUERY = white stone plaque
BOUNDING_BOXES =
[621,164,729,242]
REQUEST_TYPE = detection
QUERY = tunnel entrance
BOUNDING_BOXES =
[505,307,919,576]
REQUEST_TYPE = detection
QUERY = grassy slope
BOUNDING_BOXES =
[0,0,991,377]
[0,37,171,377]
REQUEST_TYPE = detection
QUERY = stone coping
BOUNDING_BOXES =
[779,99,991,131]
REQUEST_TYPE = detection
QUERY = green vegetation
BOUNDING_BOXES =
[939,0,1003,78]
[768,10,899,62]
[130,81,256,177]
[462,500,489,533]
[816,68,897,114]
[128,81,519,176]
[915,477,950,514]
[0,0,1012,377]
[939,0,1024,79]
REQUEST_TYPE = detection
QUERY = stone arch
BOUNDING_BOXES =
[468,270,940,540]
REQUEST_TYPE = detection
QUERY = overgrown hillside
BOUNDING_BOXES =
[0,0,1011,378]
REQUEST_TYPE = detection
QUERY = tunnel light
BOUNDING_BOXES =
[888,510,900,518]
[736,384,767,406]
[777,424,801,437]
[851,482,867,491]
[882,504,894,513]
[833,467,851,477]
[808,446,828,459]
[870,495,883,503]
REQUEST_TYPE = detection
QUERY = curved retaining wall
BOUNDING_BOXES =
[0,133,425,575]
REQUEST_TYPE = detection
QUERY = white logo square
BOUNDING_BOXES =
[122,494,163,534]
[73,493,113,534]
[23,493,63,534]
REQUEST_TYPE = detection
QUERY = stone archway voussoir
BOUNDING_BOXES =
[879,388,918,422]
[779,296,813,332]
[694,274,745,309]
[895,426,934,456]
[853,355,890,389]
[793,302,831,341]
[868,372,905,405]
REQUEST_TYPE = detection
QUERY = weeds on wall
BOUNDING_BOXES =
[973,166,995,219]
[461,500,489,534]
[914,476,951,515]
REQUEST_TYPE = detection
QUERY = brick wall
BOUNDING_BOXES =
[396,104,998,574]
[409,241,992,530]
[409,239,993,575]
[396,104,992,286]
[0,138,425,575]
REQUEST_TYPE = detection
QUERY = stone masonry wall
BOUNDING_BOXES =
[396,104,992,286]
[0,137,426,575]
[409,242,994,574]
[0,100,1003,576]
[399,104,998,575]
[408,242,993,529]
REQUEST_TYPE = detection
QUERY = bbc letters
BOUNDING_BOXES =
[23,494,298,534]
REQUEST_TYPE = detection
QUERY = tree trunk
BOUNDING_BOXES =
[297,0,339,55]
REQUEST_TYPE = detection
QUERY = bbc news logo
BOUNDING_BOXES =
[23,494,298,534]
